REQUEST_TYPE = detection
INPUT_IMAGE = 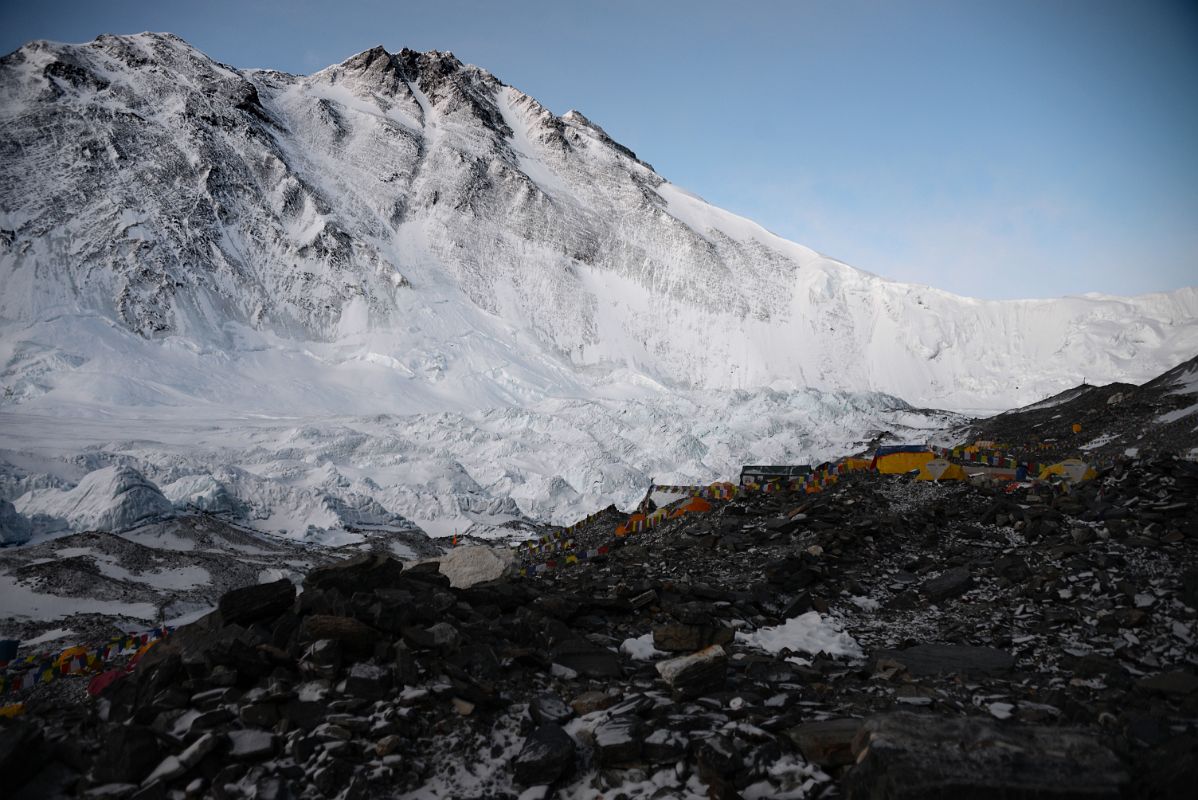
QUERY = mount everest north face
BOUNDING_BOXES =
[0,33,1195,540]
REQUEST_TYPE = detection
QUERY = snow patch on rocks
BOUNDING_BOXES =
[736,612,864,660]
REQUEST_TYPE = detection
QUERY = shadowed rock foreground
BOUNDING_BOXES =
[2,455,1196,798]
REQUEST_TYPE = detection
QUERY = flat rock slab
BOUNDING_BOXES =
[920,567,973,602]
[845,712,1128,799]
[873,643,1014,678]
[786,718,862,767]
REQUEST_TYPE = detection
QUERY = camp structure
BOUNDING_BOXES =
[915,458,967,482]
[740,465,811,486]
[1038,458,1097,483]
[669,496,713,518]
[839,457,874,472]
[871,445,935,474]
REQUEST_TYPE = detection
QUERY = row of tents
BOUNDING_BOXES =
[741,446,1098,487]
[607,446,1096,540]
[866,445,1096,483]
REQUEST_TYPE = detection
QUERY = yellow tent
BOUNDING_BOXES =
[873,447,935,474]
[916,458,968,481]
[1038,458,1097,483]
[840,457,874,472]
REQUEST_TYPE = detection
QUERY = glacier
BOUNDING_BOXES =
[0,33,1195,540]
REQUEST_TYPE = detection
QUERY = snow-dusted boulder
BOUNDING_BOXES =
[0,498,32,545]
[435,545,515,588]
[15,465,174,533]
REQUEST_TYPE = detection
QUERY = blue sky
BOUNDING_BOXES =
[2,0,1195,300]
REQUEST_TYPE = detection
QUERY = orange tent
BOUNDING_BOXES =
[669,497,712,517]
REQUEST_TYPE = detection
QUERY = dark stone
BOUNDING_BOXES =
[239,703,279,729]
[569,691,617,716]
[302,638,341,680]
[920,567,973,602]
[629,589,658,609]
[656,644,727,699]
[394,643,419,685]
[313,759,357,798]
[873,643,1014,678]
[304,552,405,595]
[697,734,742,778]
[786,718,861,767]
[228,729,277,761]
[512,724,576,786]
[301,616,377,653]
[551,638,622,678]
[652,622,733,652]
[282,700,327,731]
[401,622,460,652]
[345,662,392,700]
[529,693,574,726]
[643,728,689,764]
[1138,734,1198,800]
[1137,670,1198,697]
[845,712,1127,799]
[89,724,161,784]
[593,714,642,767]
[218,579,296,627]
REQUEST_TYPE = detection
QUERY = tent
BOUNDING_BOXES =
[740,465,811,486]
[916,458,968,481]
[1038,459,1097,483]
[669,496,713,518]
[872,445,935,474]
[840,457,874,472]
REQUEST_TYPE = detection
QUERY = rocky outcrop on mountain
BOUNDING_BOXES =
[0,497,31,545]
[966,353,1198,462]
[4,454,1195,798]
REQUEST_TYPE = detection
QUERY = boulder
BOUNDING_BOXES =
[530,693,574,726]
[656,644,727,699]
[435,545,514,588]
[304,552,405,595]
[593,714,643,767]
[551,638,622,678]
[345,663,392,700]
[218,579,296,627]
[512,724,576,785]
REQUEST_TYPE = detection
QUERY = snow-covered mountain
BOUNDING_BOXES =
[0,33,1194,540]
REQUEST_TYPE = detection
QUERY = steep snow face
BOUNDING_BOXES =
[0,33,1194,417]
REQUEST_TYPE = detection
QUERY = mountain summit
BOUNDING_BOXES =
[2,32,1194,414]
